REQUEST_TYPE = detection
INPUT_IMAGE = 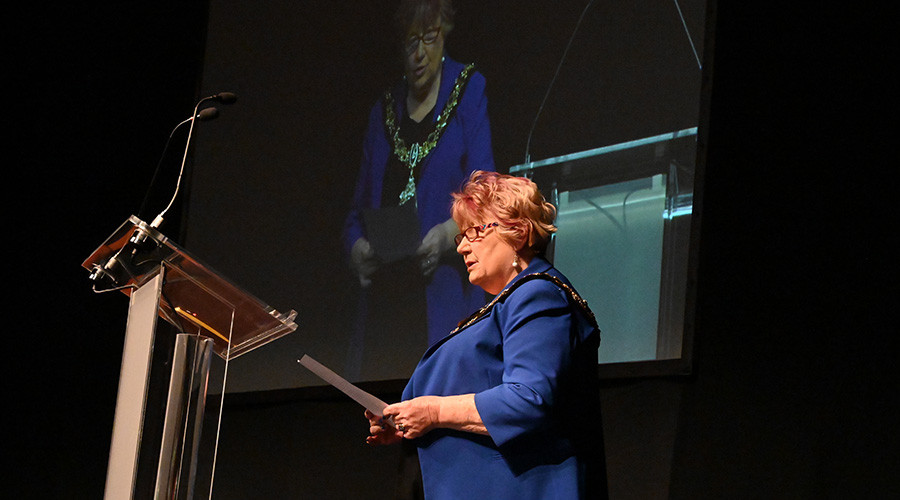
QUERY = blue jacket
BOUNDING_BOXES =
[403,257,605,499]
[343,57,495,346]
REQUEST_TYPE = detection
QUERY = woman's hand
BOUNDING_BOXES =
[350,237,379,288]
[364,409,403,446]
[417,218,458,278]
[381,396,443,440]
[380,394,488,440]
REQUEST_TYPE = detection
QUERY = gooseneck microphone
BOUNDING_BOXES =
[137,106,222,223]
[150,92,238,229]
[90,93,236,287]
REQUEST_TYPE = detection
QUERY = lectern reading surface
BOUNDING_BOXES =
[83,215,297,359]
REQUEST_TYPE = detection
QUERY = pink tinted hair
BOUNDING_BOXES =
[451,170,557,253]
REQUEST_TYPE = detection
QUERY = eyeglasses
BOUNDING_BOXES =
[404,26,441,55]
[454,222,499,246]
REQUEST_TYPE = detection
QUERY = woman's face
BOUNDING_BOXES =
[456,222,520,295]
[403,19,444,99]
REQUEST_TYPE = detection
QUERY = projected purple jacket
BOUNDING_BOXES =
[401,257,604,500]
[343,57,495,345]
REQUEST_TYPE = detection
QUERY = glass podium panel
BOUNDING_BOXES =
[83,216,298,359]
[510,128,696,370]
[555,177,666,363]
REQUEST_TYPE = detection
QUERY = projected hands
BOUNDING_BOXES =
[350,238,379,288]
[351,218,457,287]
[417,218,458,279]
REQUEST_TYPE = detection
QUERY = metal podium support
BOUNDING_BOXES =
[104,273,164,499]
[156,333,214,499]
[84,216,298,500]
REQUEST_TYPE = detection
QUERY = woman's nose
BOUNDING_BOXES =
[412,40,426,58]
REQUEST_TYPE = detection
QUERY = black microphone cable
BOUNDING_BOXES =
[137,106,220,221]
[150,92,237,229]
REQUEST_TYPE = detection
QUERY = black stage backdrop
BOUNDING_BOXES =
[11,1,896,498]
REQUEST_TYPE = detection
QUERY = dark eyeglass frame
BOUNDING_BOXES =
[454,222,499,246]
[404,25,441,55]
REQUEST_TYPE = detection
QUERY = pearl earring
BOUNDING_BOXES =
[512,255,520,270]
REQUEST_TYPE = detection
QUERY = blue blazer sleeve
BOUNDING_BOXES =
[457,70,495,174]
[473,279,578,447]
[342,100,386,256]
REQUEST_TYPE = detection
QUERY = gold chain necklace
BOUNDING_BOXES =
[451,273,599,335]
[384,63,476,206]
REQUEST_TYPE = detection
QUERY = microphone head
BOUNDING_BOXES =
[215,92,237,104]
[196,107,219,121]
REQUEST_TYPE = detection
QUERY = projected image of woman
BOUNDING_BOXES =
[365,171,606,499]
[343,0,495,376]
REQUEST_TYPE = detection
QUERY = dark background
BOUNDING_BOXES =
[11,1,896,498]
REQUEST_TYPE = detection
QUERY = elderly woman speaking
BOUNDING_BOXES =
[366,171,606,499]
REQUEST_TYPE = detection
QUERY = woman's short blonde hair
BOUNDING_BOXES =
[451,170,557,253]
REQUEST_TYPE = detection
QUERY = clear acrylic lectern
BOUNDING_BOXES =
[510,128,696,374]
[83,216,298,500]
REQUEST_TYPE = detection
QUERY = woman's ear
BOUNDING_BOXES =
[514,223,532,252]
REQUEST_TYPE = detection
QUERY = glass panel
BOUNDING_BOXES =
[83,216,298,360]
[510,128,696,374]
[554,176,666,363]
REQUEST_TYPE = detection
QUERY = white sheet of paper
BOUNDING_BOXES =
[298,354,392,421]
